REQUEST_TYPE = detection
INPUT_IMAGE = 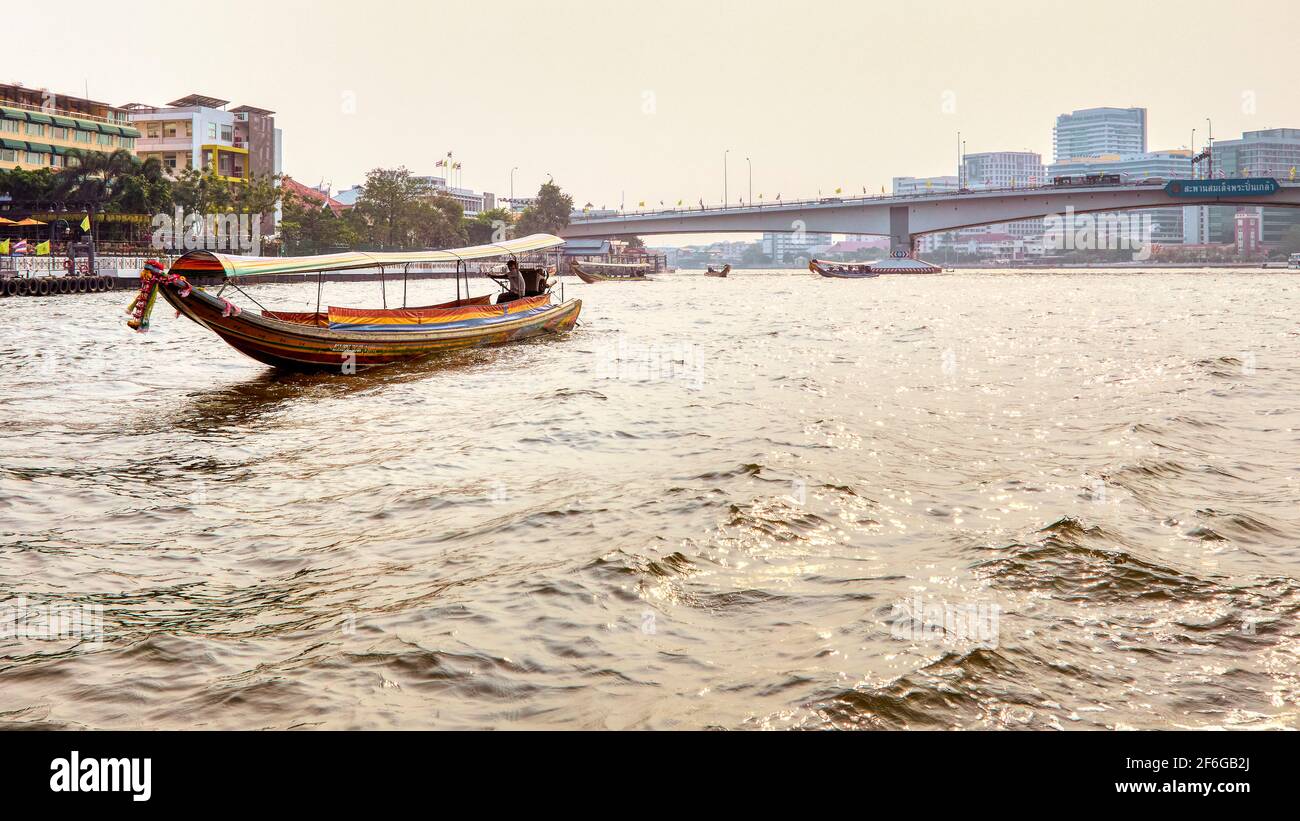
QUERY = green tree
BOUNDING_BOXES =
[53,148,141,214]
[112,156,172,215]
[0,167,59,209]
[231,173,282,219]
[740,243,771,267]
[353,166,429,248]
[172,168,234,214]
[514,180,573,236]
[280,193,358,254]
[464,207,515,244]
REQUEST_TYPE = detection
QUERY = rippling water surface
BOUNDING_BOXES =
[1,269,1298,729]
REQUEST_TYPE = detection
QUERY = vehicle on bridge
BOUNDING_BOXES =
[1290,252,1300,269]
[569,259,654,282]
[1051,173,1123,187]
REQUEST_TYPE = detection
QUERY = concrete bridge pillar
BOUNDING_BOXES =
[889,206,913,255]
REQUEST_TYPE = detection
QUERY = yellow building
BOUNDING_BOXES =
[0,83,139,172]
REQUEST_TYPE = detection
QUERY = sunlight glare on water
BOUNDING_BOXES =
[1,269,1298,729]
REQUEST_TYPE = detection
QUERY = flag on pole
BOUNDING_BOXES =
[676,199,682,206]
[1290,166,1296,180]
[834,187,842,194]
[35,240,50,256]
[14,239,28,254]
[80,214,90,231]
[0,239,8,254]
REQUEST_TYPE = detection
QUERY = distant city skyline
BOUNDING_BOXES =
[8,0,1298,247]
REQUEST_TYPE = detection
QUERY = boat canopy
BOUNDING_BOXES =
[168,233,566,279]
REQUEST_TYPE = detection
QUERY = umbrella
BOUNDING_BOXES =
[12,218,46,226]
[0,217,14,224]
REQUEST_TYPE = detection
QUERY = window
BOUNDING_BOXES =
[74,130,92,143]
[220,124,233,142]
[122,137,135,150]
[207,122,217,140]
[0,148,14,162]
[25,122,45,137]
[0,119,14,133]
[147,122,161,138]
[97,133,112,146]
[163,154,177,170]
[26,152,45,165]
[51,126,68,140]
[163,122,178,138]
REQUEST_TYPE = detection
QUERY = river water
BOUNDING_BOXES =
[1,268,1297,729]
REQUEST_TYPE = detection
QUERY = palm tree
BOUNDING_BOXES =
[53,148,142,216]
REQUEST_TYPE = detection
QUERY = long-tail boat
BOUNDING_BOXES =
[809,259,878,278]
[704,264,731,277]
[810,256,942,278]
[569,259,653,283]
[123,234,581,373]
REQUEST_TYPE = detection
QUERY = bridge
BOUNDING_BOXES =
[562,180,1300,254]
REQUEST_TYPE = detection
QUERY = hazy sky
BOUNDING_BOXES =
[11,0,1298,244]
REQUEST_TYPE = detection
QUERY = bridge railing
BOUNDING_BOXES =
[568,179,1185,222]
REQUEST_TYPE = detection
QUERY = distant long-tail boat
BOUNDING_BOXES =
[569,259,653,282]
[704,264,731,277]
[123,234,581,373]
[810,256,942,278]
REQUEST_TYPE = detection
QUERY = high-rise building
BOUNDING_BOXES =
[960,151,1045,239]
[0,82,139,172]
[1053,107,1147,162]
[1046,150,1193,244]
[1198,128,1300,246]
[762,231,833,263]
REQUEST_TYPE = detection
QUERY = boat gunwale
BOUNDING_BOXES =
[168,283,580,345]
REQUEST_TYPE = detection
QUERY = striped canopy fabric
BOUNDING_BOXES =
[169,234,566,279]
[328,294,554,332]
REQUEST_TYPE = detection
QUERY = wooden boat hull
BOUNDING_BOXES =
[704,264,731,277]
[809,260,879,279]
[160,282,582,372]
[569,260,652,283]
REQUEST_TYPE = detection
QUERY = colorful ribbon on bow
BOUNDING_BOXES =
[125,260,191,333]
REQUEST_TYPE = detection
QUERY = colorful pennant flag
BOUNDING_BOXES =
[80,214,90,231]
[35,240,50,256]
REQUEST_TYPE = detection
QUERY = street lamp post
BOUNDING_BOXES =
[724,149,730,206]
[1206,118,1214,177]
[746,157,752,205]
[510,166,517,202]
